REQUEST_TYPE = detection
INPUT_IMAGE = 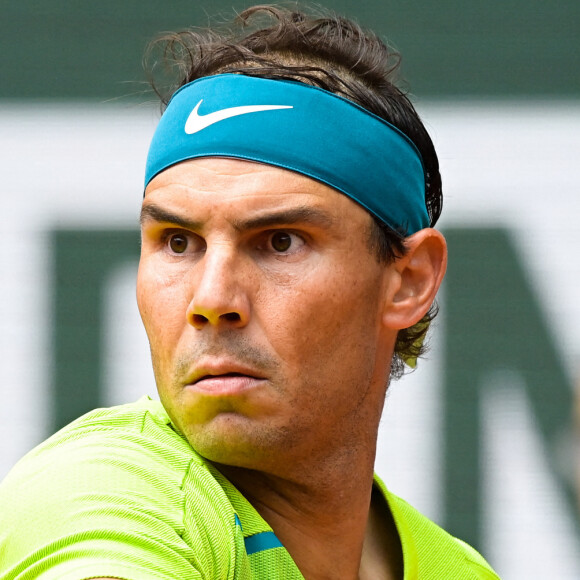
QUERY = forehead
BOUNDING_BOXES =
[143,157,374,225]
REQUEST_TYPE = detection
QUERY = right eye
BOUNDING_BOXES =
[167,233,189,254]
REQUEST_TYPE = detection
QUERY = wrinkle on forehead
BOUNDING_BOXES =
[144,157,374,236]
[146,157,339,199]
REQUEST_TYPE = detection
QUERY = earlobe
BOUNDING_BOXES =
[382,228,447,330]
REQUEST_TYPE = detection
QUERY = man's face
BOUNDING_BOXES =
[137,158,397,474]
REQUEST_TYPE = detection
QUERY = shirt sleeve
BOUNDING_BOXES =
[0,428,205,580]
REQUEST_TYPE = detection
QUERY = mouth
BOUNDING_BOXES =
[186,368,267,396]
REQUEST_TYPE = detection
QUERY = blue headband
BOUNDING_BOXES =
[145,74,429,234]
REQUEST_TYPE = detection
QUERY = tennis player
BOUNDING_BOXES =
[0,6,500,579]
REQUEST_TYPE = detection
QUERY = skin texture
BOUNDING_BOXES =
[137,158,447,580]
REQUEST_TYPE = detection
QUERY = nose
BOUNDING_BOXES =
[186,247,251,330]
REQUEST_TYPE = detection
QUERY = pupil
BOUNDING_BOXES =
[272,232,291,252]
[170,235,187,253]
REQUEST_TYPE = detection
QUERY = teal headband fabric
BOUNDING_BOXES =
[145,74,429,234]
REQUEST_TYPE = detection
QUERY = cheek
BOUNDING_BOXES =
[262,280,383,433]
[263,269,383,368]
[137,263,190,356]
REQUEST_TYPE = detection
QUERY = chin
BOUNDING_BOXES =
[184,414,290,469]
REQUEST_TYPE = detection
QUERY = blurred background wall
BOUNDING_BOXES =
[1,1,579,577]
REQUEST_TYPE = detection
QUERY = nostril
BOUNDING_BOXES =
[223,312,241,322]
[190,311,243,326]
[192,313,209,326]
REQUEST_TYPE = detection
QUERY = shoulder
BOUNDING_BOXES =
[374,476,501,580]
[0,398,237,579]
[2,397,200,495]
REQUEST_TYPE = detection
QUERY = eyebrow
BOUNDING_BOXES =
[140,204,202,230]
[230,206,336,232]
[140,203,336,232]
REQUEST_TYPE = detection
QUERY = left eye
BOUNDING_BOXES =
[270,231,293,252]
[267,231,306,254]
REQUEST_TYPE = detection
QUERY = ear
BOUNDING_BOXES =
[381,228,447,330]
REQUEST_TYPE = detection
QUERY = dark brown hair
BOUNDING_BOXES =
[145,4,443,379]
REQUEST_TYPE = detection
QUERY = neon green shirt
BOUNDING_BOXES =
[0,397,500,579]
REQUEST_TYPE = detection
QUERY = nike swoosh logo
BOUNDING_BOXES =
[184,100,293,134]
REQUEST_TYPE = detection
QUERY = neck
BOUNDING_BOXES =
[217,437,401,580]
